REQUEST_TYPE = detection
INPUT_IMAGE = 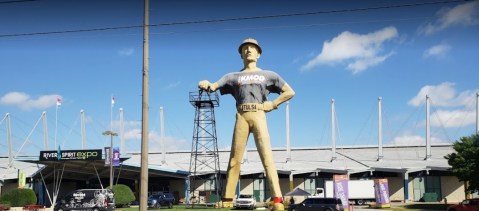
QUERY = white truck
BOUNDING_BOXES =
[312,180,376,205]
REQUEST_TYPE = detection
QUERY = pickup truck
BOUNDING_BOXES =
[234,194,256,210]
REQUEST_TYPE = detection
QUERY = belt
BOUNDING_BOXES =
[237,103,264,112]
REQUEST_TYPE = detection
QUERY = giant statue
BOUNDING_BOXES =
[198,38,295,210]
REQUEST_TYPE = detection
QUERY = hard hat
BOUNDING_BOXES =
[238,38,262,54]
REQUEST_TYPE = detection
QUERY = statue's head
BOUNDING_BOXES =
[238,38,262,55]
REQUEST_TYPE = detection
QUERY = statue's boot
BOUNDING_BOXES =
[273,197,284,211]
[216,198,234,208]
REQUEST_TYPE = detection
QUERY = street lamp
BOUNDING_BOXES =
[103,130,118,189]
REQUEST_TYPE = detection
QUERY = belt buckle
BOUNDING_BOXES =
[239,104,258,112]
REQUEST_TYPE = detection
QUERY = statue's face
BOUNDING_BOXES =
[240,44,260,62]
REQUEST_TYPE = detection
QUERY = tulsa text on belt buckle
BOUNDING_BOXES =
[239,104,259,112]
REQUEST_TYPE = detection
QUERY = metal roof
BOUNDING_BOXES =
[126,144,454,176]
[0,158,45,181]
[1,144,454,182]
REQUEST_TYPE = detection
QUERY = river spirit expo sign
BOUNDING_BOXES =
[40,149,102,161]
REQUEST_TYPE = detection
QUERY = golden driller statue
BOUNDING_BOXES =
[198,38,295,210]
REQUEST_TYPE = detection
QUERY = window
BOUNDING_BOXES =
[303,198,314,205]
[425,176,442,201]
[253,178,265,202]
[304,178,316,195]
[204,179,216,191]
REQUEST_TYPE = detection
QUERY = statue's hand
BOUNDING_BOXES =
[263,101,278,112]
[198,80,211,90]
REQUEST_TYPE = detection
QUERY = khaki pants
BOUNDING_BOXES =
[223,110,282,199]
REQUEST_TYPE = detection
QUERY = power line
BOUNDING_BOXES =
[146,16,434,37]
[0,0,40,4]
[0,0,468,38]
[153,0,467,26]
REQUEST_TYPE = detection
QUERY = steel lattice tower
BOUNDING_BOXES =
[188,90,222,206]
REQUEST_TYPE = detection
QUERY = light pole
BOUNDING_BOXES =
[103,130,118,189]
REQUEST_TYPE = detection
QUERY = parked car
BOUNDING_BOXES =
[234,194,256,210]
[447,198,479,211]
[54,189,115,211]
[147,192,175,209]
[288,197,343,211]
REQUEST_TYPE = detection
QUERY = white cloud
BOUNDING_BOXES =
[423,44,451,58]
[408,82,478,128]
[391,135,425,146]
[123,128,142,140]
[0,92,60,111]
[431,109,475,128]
[148,131,189,152]
[390,134,448,146]
[112,120,141,133]
[119,121,189,152]
[301,26,398,74]
[419,1,479,35]
[347,53,394,74]
[118,48,134,56]
[408,82,474,107]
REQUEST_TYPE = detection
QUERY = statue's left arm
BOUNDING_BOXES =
[263,83,295,112]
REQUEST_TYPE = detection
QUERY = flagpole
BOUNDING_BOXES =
[55,97,60,150]
[110,95,114,188]
[111,96,114,132]
[55,104,57,150]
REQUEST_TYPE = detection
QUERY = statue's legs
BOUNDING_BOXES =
[250,111,282,197]
[223,112,249,203]
[251,111,284,210]
[222,111,283,210]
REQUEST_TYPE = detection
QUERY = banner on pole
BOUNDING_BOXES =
[333,174,349,211]
[104,147,111,166]
[374,178,391,208]
[18,171,26,188]
[113,147,120,166]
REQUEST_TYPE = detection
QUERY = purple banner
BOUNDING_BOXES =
[374,179,390,206]
[334,175,349,211]
[113,147,120,166]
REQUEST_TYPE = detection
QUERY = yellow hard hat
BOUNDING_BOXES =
[238,38,262,54]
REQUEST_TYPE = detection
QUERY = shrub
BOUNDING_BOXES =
[0,196,11,205]
[0,188,36,207]
[111,184,135,207]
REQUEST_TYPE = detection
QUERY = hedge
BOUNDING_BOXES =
[111,184,135,207]
[0,188,37,207]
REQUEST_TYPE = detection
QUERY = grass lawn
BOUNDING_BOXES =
[115,203,451,211]
[116,204,240,211]
[388,203,450,210]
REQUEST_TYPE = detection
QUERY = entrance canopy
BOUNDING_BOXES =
[284,187,311,196]
[17,148,189,182]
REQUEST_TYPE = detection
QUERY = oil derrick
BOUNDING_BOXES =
[188,90,222,206]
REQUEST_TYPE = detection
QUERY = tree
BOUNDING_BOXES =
[444,133,479,193]
[111,184,136,207]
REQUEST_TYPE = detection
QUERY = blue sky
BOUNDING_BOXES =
[0,0,478,157]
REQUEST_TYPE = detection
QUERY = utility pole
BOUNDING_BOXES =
[140,0,150,210]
